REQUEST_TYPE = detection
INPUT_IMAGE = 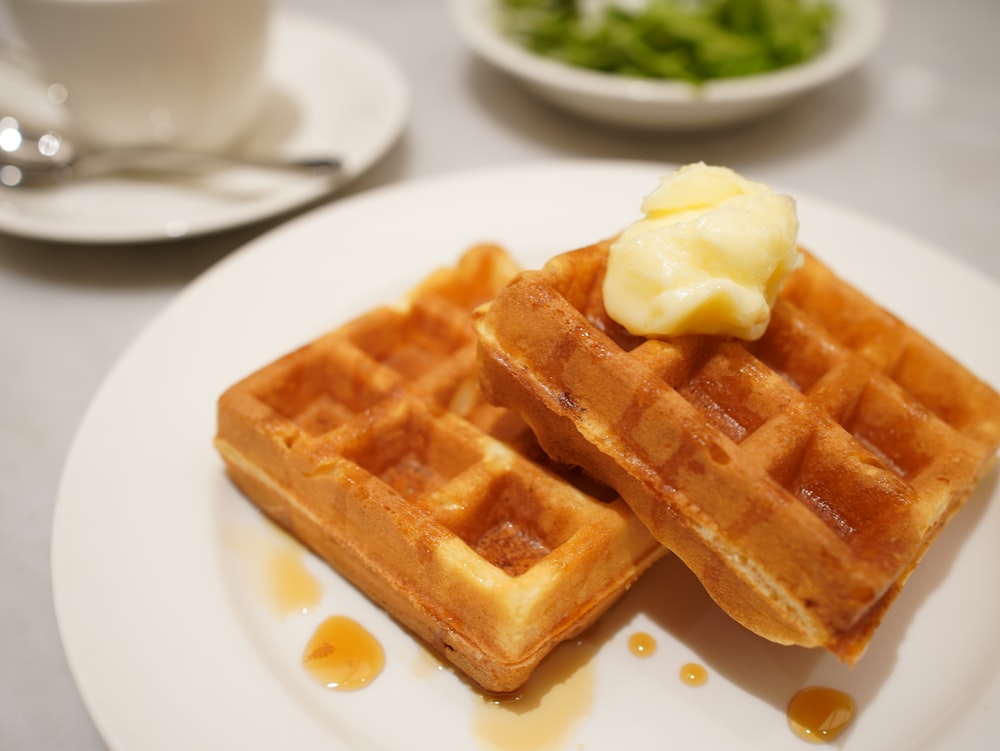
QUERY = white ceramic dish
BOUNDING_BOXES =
[451,0,886,130]
[53,160,1000,751]
[0,10,408,244]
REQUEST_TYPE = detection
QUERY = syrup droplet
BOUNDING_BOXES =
[787,686,855,744]
[679,662,708,687]
[411,644,446,679]
[473,638,597,751]
[266,543,323,616]
[224,522,322,617]
[302,615,385,691]
[627,631,657,657]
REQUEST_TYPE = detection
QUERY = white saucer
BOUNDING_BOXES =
[0,10,409,244]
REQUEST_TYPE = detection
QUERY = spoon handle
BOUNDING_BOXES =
[2,142,342,188]
[72,148,343,181]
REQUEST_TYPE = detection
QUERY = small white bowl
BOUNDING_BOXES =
[451,0,886,130]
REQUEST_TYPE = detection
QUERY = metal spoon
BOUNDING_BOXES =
[0,116,343,188]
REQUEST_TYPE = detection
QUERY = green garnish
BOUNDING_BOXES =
[499,0,836,84]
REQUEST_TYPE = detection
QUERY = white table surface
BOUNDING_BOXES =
[1,0,997,748]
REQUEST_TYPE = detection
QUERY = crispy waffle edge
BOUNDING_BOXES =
[473,239,1000,663]
[213,244,666,694]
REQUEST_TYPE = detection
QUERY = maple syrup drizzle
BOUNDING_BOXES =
[679,662,708,687]
[786,686,856,744]
[267,544,323,616]
[411,644,446,679]
[627,631,657,657]
[229,524,861,744]
[224,523,323,617]
[302,615,385,691]
[473,637,597,751]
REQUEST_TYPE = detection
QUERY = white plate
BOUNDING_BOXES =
[451,0,886,130]
[0,10,408,244]
[53,160,1000,751]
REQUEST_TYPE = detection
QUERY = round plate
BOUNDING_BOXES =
[451,0,886,130]
[0,10,409,243]
[53,160,1000,751]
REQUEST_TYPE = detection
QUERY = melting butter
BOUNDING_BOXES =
[603,162,800,340]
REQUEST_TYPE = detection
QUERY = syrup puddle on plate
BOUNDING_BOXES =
[627,631,657,658]
[302,615,385,691]
[223,522,323,617]
[680,662,709,687]
[225,518,857,745]
[412,644,447,679]
[472,637,599,751]
[225,520,386,690]
[787,686,856,744]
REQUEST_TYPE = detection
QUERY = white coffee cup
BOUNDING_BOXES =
[4,0,271,152]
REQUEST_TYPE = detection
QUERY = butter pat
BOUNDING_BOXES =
[603,163,801,340]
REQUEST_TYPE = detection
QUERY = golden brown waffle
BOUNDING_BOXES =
[214,244,665,693]
[475,239,1000,663]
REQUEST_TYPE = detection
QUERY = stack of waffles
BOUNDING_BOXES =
[474,239,1000,663]
[214,244,665,694]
